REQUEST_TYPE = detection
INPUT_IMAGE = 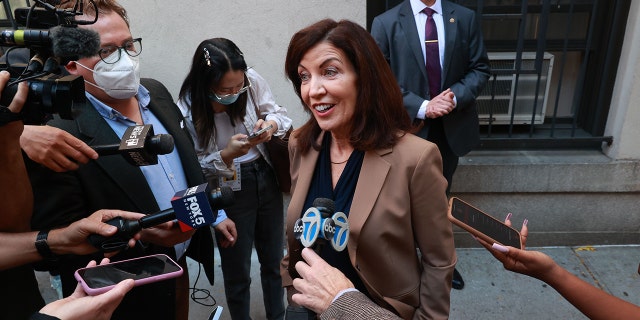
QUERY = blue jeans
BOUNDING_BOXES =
[217,157,285,320]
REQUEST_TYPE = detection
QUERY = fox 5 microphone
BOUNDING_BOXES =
[88,183,234,252]
[287,198,350,320]
[92,124,175,166]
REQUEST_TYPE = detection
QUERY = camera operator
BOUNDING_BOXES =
[0,69,142,319]
[0,1,99,173]
[24,1,220,320]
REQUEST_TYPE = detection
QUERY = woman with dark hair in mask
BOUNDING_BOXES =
[177,38,292,320]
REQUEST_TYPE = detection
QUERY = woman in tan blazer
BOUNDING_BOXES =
[280,19,456,320]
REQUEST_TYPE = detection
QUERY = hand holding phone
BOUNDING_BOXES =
[448,197,522,249]
[74,254,183,296]
[248,124,274,140]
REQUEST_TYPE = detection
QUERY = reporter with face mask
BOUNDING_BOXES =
[0,68,141,319]
[26,1,217,320]
[177,38,292,320]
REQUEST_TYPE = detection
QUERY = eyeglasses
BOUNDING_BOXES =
[213,75,252,99]
[98,38,143,64]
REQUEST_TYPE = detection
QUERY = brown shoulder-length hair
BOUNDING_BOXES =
[284,19,410,154]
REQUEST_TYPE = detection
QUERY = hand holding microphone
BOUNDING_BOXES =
[291,248,356,315]
[287,198,350,319]
[88,183,234,252]
[22,124,173,172]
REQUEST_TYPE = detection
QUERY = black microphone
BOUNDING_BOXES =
[0,26,100,59]
[92,125,175,166]
[3,26,100,78]
[50,26,101,61]
[88,184,235,252]
[287,198,350,320]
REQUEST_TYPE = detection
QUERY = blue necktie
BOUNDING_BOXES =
[423,7,441,99]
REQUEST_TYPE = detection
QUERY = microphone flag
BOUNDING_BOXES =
[119,124,160,166]
[171,183,216,232]
[330,212,349,251]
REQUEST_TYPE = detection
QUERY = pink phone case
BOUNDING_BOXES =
[74,254,183,296]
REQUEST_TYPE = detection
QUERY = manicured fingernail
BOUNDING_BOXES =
[505,212,512,221]
[492,243,509,253]
[523,219,529,227]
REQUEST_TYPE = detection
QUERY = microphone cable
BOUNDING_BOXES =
[188,256,218,307]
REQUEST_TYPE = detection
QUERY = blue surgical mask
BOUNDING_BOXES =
[209,92,240,105]
[209,76,251,105]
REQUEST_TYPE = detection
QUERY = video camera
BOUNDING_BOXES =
[0,0,100,124]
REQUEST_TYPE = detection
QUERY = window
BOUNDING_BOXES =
[367,0,629,150]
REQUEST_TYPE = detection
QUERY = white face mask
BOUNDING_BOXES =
[77,52,140,99]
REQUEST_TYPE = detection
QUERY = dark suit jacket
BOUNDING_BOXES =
[371,0,490,156]
[281,132,456,320]
[28,78,215,320]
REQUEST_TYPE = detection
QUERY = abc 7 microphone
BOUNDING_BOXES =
[287,198,349,319]
[293,198,349,253]
[87,183,234,252]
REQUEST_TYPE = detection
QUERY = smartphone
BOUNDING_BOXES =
[448,197,522,249]
[248,124,274,140]
[74,254,183,296]
[208,306,224,320]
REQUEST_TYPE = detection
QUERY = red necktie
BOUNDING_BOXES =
[423,7,441,99]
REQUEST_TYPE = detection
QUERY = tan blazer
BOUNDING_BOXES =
[281,131,456,320]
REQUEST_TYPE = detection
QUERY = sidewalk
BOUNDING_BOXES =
[37,245,640,319]
[189,245,640,319]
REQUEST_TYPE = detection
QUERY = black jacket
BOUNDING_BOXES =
[28,78,216,320]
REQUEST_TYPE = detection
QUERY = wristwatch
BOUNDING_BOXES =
[0,106,22,127]
[35,230,58,261]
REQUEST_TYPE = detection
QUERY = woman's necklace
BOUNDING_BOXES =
[330,158,349,164]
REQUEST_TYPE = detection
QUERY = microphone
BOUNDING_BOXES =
[92,124,175,166]
[50,26,101,61]
[288,198,350,319]
[2,26,100,77]
[88,183,235,252]
[293,198,349,252]
[0,26,100,60]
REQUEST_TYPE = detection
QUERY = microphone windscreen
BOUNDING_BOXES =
[146,134,175,155]
[50,26,101,59]
[312,198,335,214]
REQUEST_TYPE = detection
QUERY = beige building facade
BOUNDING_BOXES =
[120,0,639,246]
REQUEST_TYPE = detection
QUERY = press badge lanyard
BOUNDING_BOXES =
[219,160,241,191]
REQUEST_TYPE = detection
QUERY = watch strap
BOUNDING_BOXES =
[35,230,57,261]
[0,106,23,126]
